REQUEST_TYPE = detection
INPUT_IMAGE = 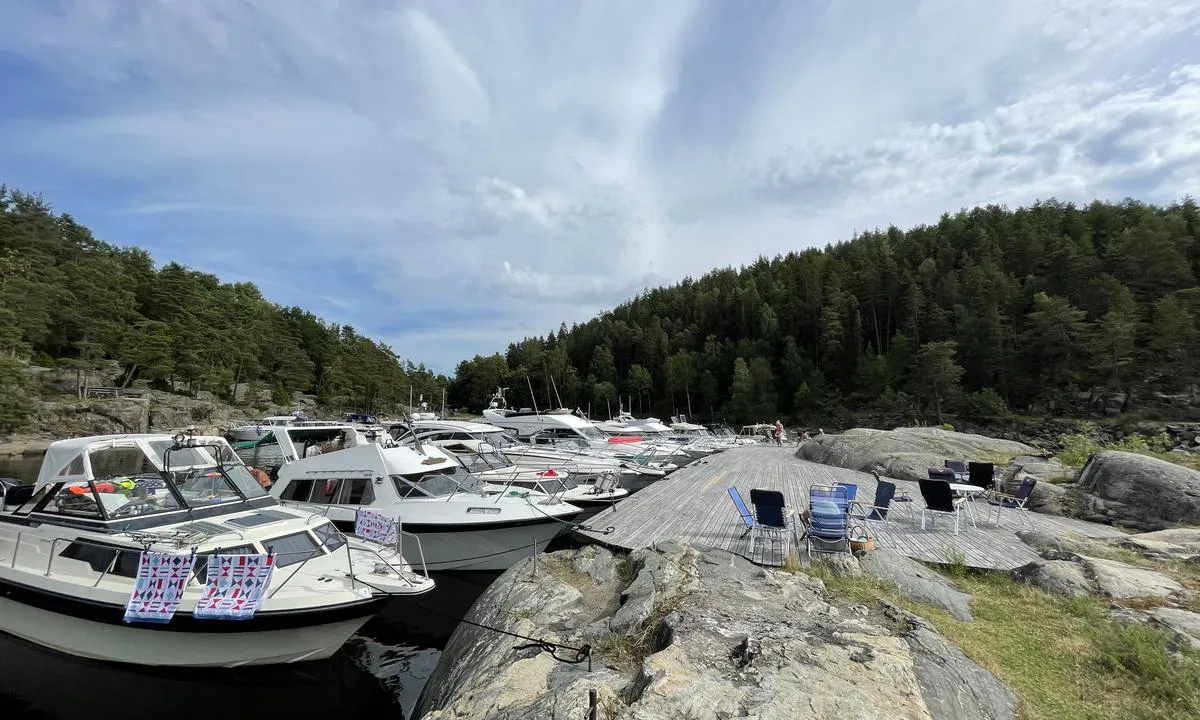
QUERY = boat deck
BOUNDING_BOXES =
[577,445,1127,569]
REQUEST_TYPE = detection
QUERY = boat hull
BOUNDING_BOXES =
[0,590,389,668]
[335,516,572,572]
[229,426,272,442]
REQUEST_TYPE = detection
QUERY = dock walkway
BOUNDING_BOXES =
[575,445,1126,569]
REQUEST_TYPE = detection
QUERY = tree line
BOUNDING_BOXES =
[0,186,448,430]
[450,197,1200,425]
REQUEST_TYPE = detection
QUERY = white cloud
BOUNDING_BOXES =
[1,0,1198,373]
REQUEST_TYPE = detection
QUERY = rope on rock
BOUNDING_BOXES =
[427,604,593,671]
[520,495,616,535]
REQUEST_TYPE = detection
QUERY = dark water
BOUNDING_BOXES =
[0,450,510,720]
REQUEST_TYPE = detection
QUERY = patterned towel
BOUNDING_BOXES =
[355,508,398,545]
[193,554,274,621]
[123,551,196,624]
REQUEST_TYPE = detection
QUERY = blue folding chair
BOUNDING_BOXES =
[728,487,796,554]
[806,498,850,557]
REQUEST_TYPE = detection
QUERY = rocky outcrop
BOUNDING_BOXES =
[1010,559,1094,597]
[859,548,975,621]
[1118,528,1200,562]
[0,390,271,455]
[1076,451,1200,530]
[796,427,1036,484]
[415,543,1017,720]
[1011,529,1199,650]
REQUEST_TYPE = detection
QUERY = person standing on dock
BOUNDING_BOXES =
[772,420,784,446]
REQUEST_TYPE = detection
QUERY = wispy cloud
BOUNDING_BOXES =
[2,0,1198,372]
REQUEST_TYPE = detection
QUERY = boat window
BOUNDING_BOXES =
[193,543,258,581]
[312,521,347,552]
[59,539,141,578]
[306,478,340,504]
[482,432,517,448]
[262,531,321,568]
[577,425,604,440]
[12,484,52,515]
[104,476,185,518]
[36,481,111,520]
[342,478,374,505]
[280,478,316,502]
[173,469,242,508]
[153,441,219,471]
[392,477,428,498]
[221,464,270,499]
[58,454,86,478]
[536,477,572,494]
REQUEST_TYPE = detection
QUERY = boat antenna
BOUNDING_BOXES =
[526,375,539,413]
[551,375,563,408]
[399,406,426,456]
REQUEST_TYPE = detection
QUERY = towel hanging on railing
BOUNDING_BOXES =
[193,554,274,621]
[123,551,197,624]
[355,507,399,545]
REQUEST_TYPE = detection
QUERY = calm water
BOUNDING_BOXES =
[0,450,509,720]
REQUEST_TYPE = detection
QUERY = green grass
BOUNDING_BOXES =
[807,564,1200,720]
[1055,423,1200,472]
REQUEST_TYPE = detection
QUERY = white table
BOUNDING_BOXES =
[947,483,985,527]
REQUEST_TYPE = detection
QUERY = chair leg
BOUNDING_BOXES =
[921,508,927,530]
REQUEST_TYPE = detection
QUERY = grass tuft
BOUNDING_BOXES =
[816,565,1200,720]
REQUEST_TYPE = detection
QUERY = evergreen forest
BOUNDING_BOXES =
[3,184,1199,432]
[450,197,1200,425]
[0,186,448,430]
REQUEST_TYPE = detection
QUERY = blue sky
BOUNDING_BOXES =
[2,1,1198,374]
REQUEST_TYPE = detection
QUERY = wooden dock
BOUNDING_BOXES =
[575,445,1127,570]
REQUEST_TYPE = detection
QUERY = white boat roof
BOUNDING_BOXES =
[36,433,232,488]
[413,419,503,434]
[272,423,459,476]
[672,422,706,431]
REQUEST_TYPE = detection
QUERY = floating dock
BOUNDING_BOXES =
[575,445,1126,569]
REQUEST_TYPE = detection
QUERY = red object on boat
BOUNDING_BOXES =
[607,436,642,444]
[538,469,559,477]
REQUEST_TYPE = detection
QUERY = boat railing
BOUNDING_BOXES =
[291,506,430,591]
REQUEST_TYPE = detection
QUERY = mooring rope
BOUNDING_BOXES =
[520,495,615,535]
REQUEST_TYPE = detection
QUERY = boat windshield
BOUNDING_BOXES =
[575,425,605,440]
[480,431,519,449]
[536,475,578,493]
[391,464,485,498]
[455,450,512,474]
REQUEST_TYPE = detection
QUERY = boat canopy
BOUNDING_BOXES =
[36,434,238,488]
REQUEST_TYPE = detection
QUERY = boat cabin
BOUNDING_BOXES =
[3,433,276,531]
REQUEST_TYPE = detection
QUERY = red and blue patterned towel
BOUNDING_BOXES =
[194,554,274,620]
[355,508,398,545]
[123,551,196,624]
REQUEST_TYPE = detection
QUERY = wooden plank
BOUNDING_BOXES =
[576,445,1125,570]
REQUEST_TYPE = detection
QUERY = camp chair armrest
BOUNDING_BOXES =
[847,501,887,516]
[989,491,1021,502]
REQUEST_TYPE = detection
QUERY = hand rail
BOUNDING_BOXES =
[8,530,21,568]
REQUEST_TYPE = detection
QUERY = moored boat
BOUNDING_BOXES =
[0,432,433,668]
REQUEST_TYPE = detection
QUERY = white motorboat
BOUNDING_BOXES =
[265,424,584,571]
[396,421,629,508]
[0,433,434,668]
[481,406,686,467]
[228,412,310,442]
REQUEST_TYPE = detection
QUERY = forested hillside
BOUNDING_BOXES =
[0,187,447,429]
[451,198,1200,425]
